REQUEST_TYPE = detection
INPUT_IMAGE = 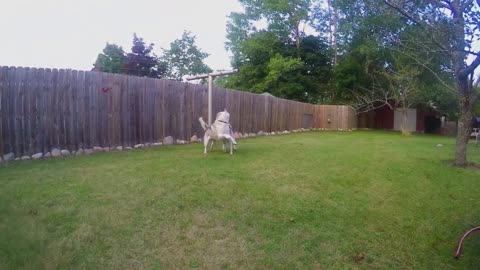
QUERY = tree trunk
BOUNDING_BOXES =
[332,4,338,65]
[401,104,410,135]
[295,21,301,49]
[451,0,473,167]
[454,97,473,167]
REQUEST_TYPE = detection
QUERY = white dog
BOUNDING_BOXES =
[199,109,237,155]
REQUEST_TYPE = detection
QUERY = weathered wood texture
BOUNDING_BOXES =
[0,67,356,156]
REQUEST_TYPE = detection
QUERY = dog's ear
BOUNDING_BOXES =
[224,108,228,113]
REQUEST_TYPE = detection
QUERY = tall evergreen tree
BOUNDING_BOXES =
[123,33,166,78]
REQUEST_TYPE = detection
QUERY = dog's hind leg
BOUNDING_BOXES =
[230,141,233,155]
[209,140,215,151]
[229,124,237,146]
[203,135,209,154]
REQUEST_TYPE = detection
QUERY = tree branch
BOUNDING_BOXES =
[463,54,480,78]
[391,47,457,93]
[460,50,480,56]
[351,82,395,114]
[462,0,475,11]
[383,0,423,25]
[354,102,391,114]
[437,0,453,9]
[383,0,452,54]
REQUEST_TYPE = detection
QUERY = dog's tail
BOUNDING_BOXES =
[198,117,209,131]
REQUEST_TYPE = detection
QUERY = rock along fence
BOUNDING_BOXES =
[0,66,356,160]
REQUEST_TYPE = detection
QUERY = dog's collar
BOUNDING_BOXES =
[217,120,229,124]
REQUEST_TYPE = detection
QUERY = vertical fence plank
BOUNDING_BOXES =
[138,76,145,144]
[23,68,32,156]
[93,71,100,147]
[184,83,193,140]
[144,78,151,143]
[86,71,93,147]
[129,75,136,145]
[34,68,44,154]
[152,78,162,142]
[99,72,109,147]
[160,79,167,139]
[31,68,41,154]
[113,74,122,147]
[125,74,134,146]
[195,84,207,137]
[0,67,7,156]
[6,68,15,155]
[148,78,155,142]
[190,83,198,138]
[41,69,50,152]
[84,71,92,148]
[164,80,173,139]
[69,69,77,150]
[76,70,85,149]
[14,67,25,157]
[177,81,185,140]
[71,70,79,150]
[56,69,66,149]
[119,74,127,146]
[1,67,11,155]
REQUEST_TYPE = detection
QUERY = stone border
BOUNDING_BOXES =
[0,129,354,164]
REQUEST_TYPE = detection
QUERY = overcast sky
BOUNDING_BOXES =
[0,0,243,71]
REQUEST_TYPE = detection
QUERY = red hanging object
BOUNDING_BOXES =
[101,87,111,93]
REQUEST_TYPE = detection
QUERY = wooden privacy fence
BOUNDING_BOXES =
[0,67,356,158]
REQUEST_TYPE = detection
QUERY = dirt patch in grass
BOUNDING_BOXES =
[185,212,250,269]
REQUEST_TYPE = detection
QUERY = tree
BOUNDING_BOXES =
[226,12,256,68]
[161,31,212,81]
[330,0,457,135]
[123,33,166,79]
[92,43,128,73]
[319,0,408,104]
[387,63,423,135]
[226,0,320,66]
[257,54,305,98]
[383,0,480,167]
[220,31,332,102]
[237,0,314,49]
[220,31,287,91]
[331,4,382,101]
[223,0,332,102]
[349,53,426,135]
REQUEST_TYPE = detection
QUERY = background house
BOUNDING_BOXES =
[357,106,446,134]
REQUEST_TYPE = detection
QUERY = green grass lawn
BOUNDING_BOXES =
[1,131,479,269]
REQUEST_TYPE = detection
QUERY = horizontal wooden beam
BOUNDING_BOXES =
[186,69,239,81]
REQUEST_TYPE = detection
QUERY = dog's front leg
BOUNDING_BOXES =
[230,141,233,155]
[230,137,237,151]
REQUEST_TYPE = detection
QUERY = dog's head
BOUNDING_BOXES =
[216,109,230,123]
